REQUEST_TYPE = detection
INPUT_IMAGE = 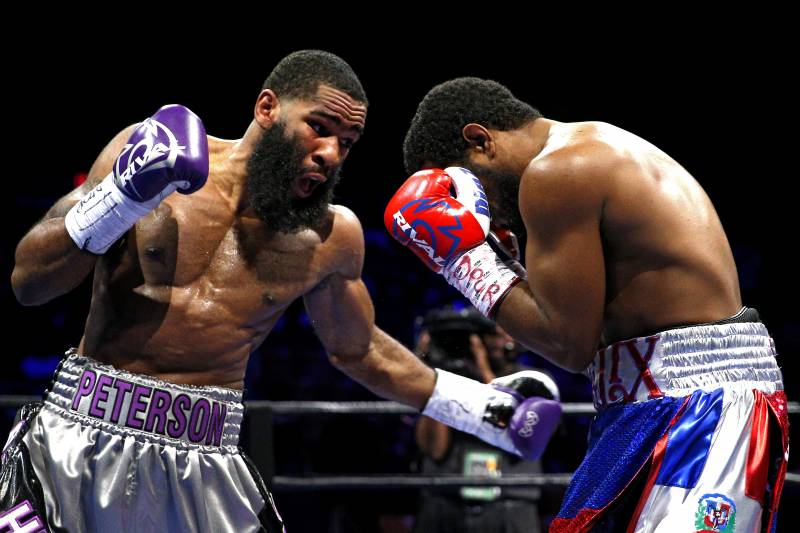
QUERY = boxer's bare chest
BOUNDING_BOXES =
[111,185,333,321]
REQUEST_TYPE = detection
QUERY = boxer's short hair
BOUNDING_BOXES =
[263,50,367,105]
[404,77,539,173]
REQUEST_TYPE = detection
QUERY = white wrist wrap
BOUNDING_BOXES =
[64,173,173,254]
[442,242,521,317]
[422,369,517,454]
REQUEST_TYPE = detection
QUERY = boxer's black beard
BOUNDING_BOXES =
[246,121,341,233]
[466,163,526,238]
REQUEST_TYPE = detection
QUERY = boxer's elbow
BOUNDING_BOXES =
[11,262,78,306]
[316,317,372,372]
[327,340,371,373]
[328,347,393,396]
[541,332,596,373]
[552,349,594,373]
[540,313,601,373]
[12,229,89,306]
[11,267,49,306]
[328,349,368,372]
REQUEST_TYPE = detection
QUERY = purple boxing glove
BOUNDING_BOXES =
[506,397,562,459]
[113,104,208,201]
[65,105,208,254]
[486,370,562,460]
[423,369,561,460]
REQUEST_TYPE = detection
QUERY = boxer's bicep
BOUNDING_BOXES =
[304,277,435,408]
[304,274,375,360]
[525,204,605,365]
[496,159,606,371]
[12,124,139,305]
[304,206,436,407]
[304,205,373,358]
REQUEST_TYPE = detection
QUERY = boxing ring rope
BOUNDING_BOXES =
[246,400,601,415]
[271,474,575,491]
[2,396,798,489]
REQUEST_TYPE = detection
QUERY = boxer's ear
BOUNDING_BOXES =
[462,124,496,160]
[254,89,280,128]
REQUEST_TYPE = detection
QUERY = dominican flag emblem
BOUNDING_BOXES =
[695,493,737,532]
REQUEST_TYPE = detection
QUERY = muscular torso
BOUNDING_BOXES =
[79,138,340,388]
[530,121,742,346]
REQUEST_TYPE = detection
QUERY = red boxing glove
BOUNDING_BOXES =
[384,167,491,273]
[386,167,521,317]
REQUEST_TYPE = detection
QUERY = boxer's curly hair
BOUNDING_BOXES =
[403,78,540,174]
[263,50,367,105]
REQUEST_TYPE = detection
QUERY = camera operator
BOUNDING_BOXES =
[413,307,560,533]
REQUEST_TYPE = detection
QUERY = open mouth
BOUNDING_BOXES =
[294,173,326,198]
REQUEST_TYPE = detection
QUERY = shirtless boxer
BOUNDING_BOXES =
[389,77,788,532]
[3,54,559,532]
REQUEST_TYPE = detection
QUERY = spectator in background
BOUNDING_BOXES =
[413,307,558,533]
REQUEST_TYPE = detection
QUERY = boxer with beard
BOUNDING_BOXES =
[5,50,402,533]
[246,118,342,234]
[6,51,562,532]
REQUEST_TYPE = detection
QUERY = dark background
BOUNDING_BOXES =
[4,28,797,530]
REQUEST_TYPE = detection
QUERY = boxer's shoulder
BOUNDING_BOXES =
[321,204,364,278]
[528,125,631,180]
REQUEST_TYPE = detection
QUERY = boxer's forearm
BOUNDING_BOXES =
[329,327,436,410]
[495,282,596,372]
[12,206,100,306]
[307,273,436,408]
[12,124,141,306]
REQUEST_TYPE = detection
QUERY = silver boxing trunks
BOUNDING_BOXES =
[0,351,285,532]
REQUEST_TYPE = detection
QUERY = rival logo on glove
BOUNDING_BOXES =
[384,168,493,276]
[391,210,448,268]
[115,118,186,199]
